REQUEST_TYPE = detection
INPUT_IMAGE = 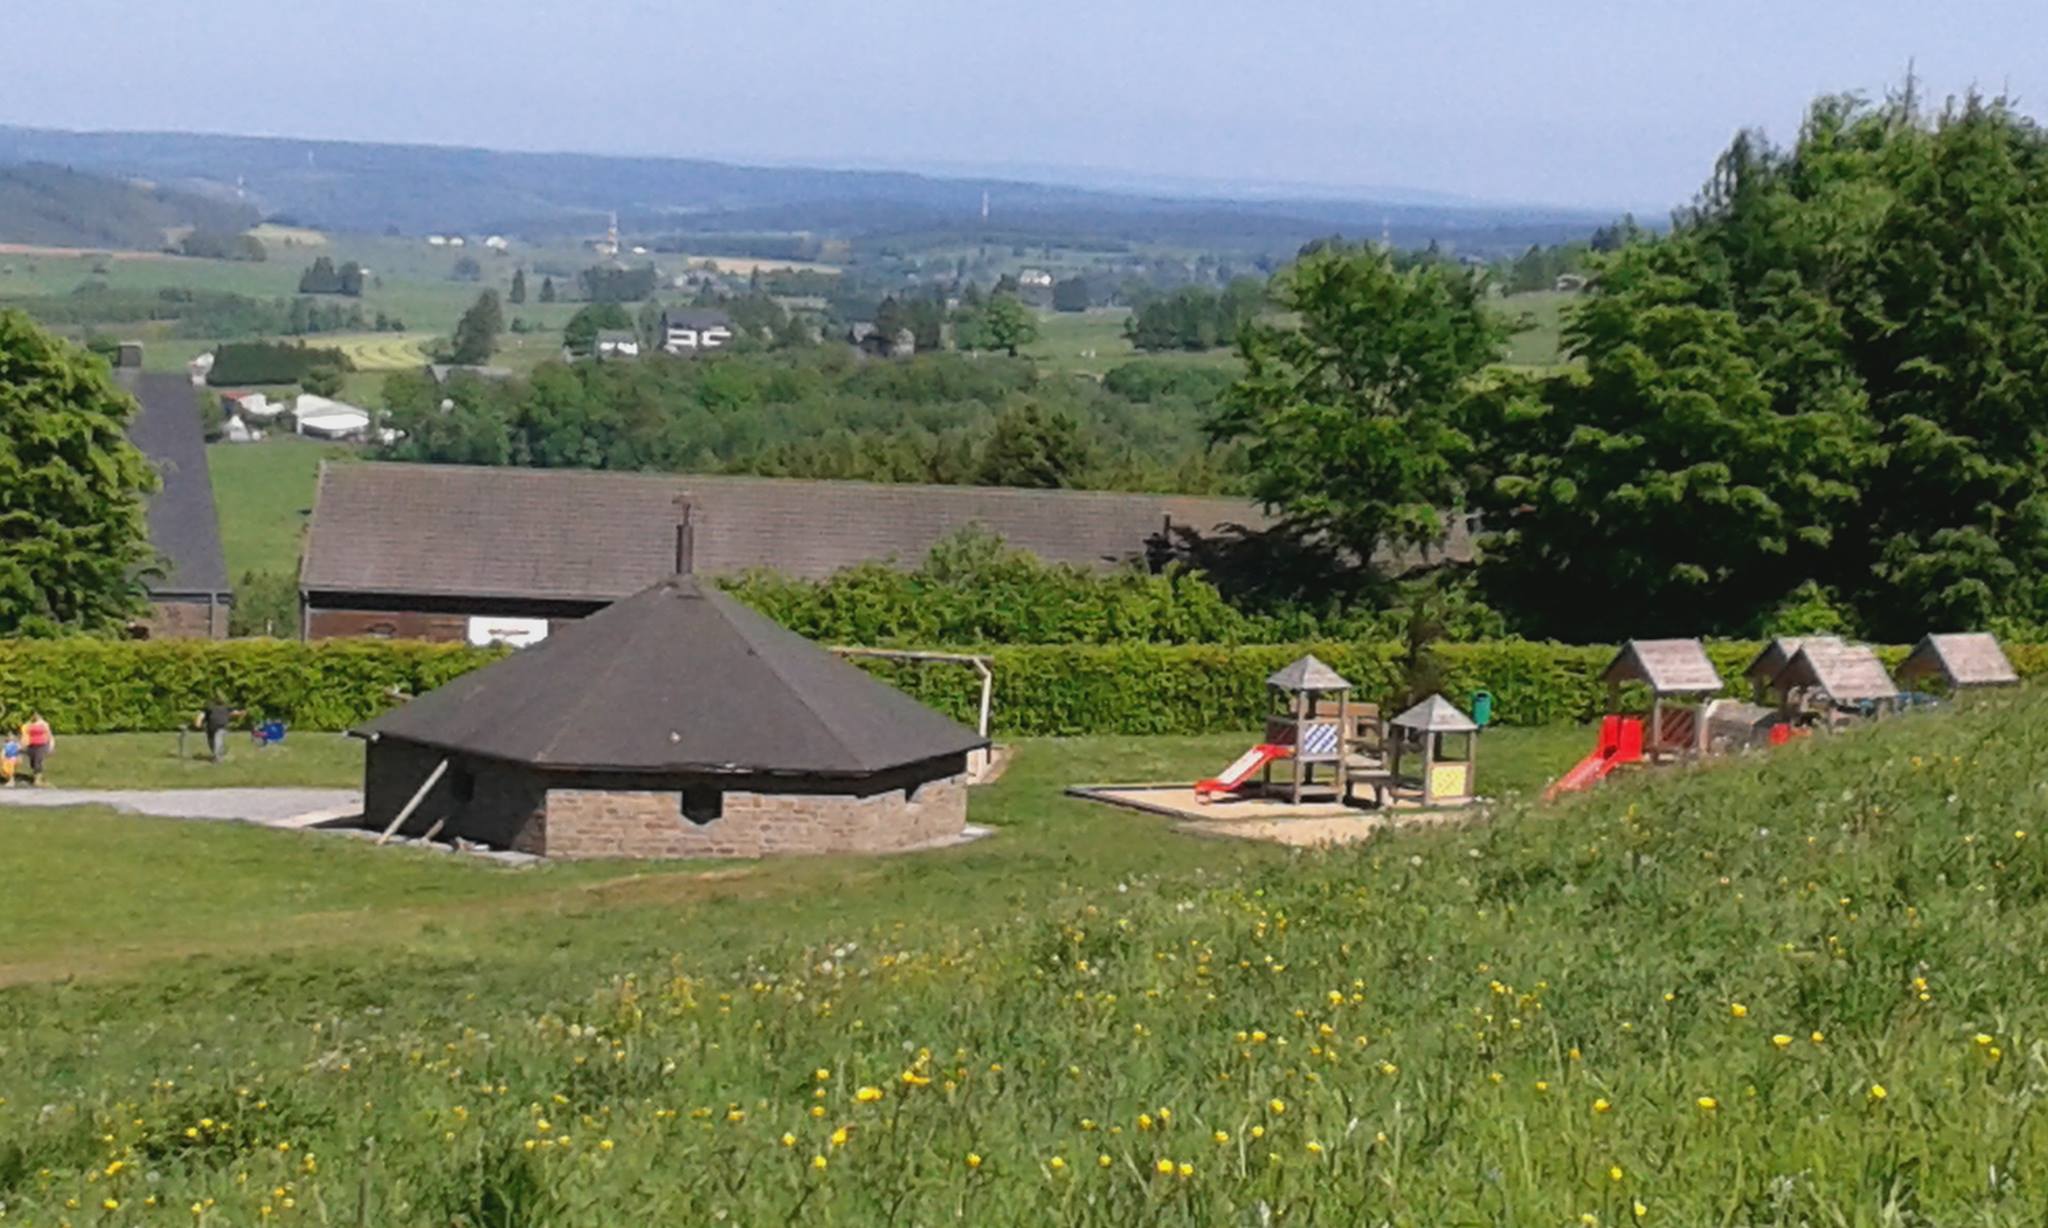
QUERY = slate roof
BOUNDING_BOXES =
[118,371,230,598]
[300,462,1267,598]
[1771,642,1898,703]
[1744,636,1843,684]
[1600,638,1723,694]
[356,574,985,774]
[1267,654,1352,692]
[1390,693,1479,733]
[1896,633,2019,687]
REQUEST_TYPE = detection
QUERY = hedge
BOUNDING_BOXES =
[4,637,2039,738]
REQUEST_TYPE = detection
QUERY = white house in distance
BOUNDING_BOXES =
[1018,268,1054,289]
[484,235,509,252]
[659,308,734,355]
[293,394,373,440]
[220,390,282,423]
[426,235,449,247]
[594,329,641,359]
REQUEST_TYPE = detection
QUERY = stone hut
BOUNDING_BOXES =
[354,575,985,859]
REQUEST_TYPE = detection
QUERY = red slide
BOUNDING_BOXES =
[1196,743,1293,798]
[1543,716,1644,801]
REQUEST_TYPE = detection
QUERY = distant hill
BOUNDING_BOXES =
[0,162,257,250]
[0,126,1610,257]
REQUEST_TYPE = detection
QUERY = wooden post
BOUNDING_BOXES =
[1650,693,1664,763]
[1290,690,1304,805]
[377,758,449,846]
[1335,687,1350,802]
[1421,731,1437,803]
[1466,729,1477,799]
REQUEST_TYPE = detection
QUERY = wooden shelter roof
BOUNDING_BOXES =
[1600,638,1723,695]
[1744,635,1844,683]
[1771,642,1898,703]
[1390,694,1479,733]
[1895,633,2018,687]
[355,574,985,774]
[1266,654,1352,692]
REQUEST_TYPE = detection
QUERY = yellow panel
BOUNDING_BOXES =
[1428,763,1470,800]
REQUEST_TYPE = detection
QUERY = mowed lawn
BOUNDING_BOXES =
[2,701,2044,1222]
[0,725,1583,983]
[30,730,363,789]
[206,437,359,576]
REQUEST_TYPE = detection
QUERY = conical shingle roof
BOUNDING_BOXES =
[1267,654,1352,691]
[1390,693,1478,733]
[357,576,985,774]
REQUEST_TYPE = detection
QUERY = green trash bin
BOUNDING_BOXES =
[1470,689,1494,729]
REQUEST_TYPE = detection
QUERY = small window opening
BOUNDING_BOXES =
[681,787,723,826]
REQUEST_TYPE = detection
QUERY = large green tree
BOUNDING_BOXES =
[1465,91,2048,638]
[1214,244,1507,567]
[449,290,504,364]
[977,295,1039,357]
[0,311,160,634]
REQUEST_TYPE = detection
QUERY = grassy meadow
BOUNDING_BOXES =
[3,698,2046,1222]
[206,439,358,577]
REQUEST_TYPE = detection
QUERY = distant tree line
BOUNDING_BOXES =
[1,286,403,339]
[207,341,353,387]
[376,351,1241,494]
[1124,280,1264,351]
[178,230,266,261]
[297,256,365,296]
[580,265,660,303]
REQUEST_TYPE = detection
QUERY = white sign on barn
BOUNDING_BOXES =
[466,616,550,648]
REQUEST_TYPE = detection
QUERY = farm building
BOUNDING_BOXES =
[297,462,1275,641]
[293,394,373,440]
[117,365,231,638]
[659,308,734,354]
[1895,633,2019,690]
[354,573,985,859]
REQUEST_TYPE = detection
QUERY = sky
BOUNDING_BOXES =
[2,0,2044,212]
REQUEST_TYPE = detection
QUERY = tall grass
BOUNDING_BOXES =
[2,696,2046,1223]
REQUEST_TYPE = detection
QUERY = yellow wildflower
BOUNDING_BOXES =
[855,1086,883,1104]
[811,1155,828,1171]
[1729,1003,1748,1019]
[1592,1097,1612,1114]
[1268,1098,1286,1114]
[1155,1158,1174,1175]
[1868,1083,1887,1102]
[1696,1096,1718,1112]
[1213,1130,1230,1145]
[966,1152,983,1169]
[1771,1034,1792,1050]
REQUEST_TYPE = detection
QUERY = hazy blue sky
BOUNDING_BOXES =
[4,0,2043,210]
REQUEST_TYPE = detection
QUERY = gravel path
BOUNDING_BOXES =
[0,787,361,825]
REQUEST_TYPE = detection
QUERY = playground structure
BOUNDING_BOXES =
[1195,655,1382,804]
[1387,694,1481,804]
[1760,640,1899,728]
[1895,632,2019,692]
[1548,639,1722,799]
[1745,636,1843,703]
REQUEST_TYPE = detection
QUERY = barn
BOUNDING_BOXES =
[353,573,986,859]
[297,462,1271,642]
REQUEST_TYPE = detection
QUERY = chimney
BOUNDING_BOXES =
[674,498,695,575]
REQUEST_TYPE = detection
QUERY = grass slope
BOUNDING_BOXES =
[206,438,356,577]
[3,703,2045,1221]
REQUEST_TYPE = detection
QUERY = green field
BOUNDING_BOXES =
[4,702,2043,1221]
[1498,289,1576,368]
[26,731,363,789]
[207,438,358,577]
[1025,308,1243,378]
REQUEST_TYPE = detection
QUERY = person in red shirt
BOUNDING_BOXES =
[20,713,52,786]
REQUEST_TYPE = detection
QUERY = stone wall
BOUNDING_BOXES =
[542,774,968,860]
